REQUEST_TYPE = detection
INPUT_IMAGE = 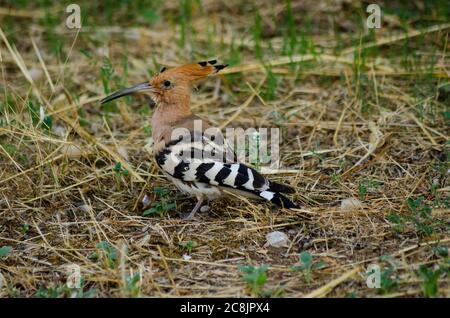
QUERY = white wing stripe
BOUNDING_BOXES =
[204,162,223,185]
[241,168,254,190]
[161,152,181,175]
[222,163,240,188]
[182,160,203,181]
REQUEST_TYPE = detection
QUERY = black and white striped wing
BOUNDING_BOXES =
[155,133,296,208]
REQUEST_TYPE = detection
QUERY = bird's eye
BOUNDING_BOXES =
[163,80,171,88]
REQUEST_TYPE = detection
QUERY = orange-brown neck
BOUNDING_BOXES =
[151,98,192,142]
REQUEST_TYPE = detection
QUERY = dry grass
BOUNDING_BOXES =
[0,0,449,298]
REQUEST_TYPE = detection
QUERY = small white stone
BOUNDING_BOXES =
[341,197,363,211]
[90,122,102,134]
[142,194,151,210]
[125,29,141,41]
[266,231,289,248]
[53,125,66,138]
[95,47,108,57]
[182,254,192,261]
[117,146,129,161]
[221,93,230,104]
[200,205,210,213]
[138,234,150,247]
[60,144,82,159]
[77,204,91,213]
[29,67,43,81]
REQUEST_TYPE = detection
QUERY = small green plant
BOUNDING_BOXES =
[252,10,263,60]
[143,125,152,137]
[36,285,70,298]
[0,142,28,166]
[113,162,129,190]
[100,56,122,113]
[282,0,297,58]
[27,100,39,127]
[42,114,53,131]
[291,251,327,284]
[417,265,441,298]
[95,241,118,268]
[379,265,399,294]
[36,280,98,298]
[330,172,341,185]
[263,66,278,101]
[42,11,63,58]
[178,0,194,48]
[113,162,129,176]
[0,246,12,259]
[309,147,325,162]
[143,187,176,217]
[101,56,115,95]
[366,256,399,295]
[406,196,437,236]
[388,212,406,233]
[238,264,269,296]
[26,101,52,131]
[79,48,95,65]
[358,182,367,199]
[21,223,30,235]
[179,240,197,254]
[358,177,382,199]
[141,9,160,23]
[346,291,358,298]
[434,245,448,259]
[124,273,140,297]
[77,107,89,127]
[227,36,241,67]
[246,131,272,172]
[388,196,444,236]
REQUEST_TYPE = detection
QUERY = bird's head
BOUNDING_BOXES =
[101,60,227,106]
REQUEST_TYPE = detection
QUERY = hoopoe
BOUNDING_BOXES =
[101,60,297,219]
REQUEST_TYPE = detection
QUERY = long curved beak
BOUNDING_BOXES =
[100,82,153,104]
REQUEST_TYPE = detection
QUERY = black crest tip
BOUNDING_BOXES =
[214,64,228,72]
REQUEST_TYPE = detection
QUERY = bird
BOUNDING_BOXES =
[101,60,297,219]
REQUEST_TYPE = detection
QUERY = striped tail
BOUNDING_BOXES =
[268,181,295,194]
[259,189,298,209]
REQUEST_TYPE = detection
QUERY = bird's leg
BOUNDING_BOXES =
[183,196,203,220]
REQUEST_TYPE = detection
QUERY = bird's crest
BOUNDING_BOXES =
[163,60,228,82]
[100,60,227,105]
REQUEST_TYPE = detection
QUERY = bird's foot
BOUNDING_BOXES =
[181,205,209,220]
[181,212,196,220]
[181,197,204,220]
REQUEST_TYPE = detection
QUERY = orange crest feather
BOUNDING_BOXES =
[166,60,228,81]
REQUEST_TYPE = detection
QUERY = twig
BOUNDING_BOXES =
[304,267,360,298]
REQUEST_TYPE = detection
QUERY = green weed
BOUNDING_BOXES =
[291,251,327,284]
[239,264,269,297]
[94,241,119,268]
[143,187,176,217]
[0,246,12,259]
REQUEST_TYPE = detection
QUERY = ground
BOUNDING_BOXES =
[0,0,449,298]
